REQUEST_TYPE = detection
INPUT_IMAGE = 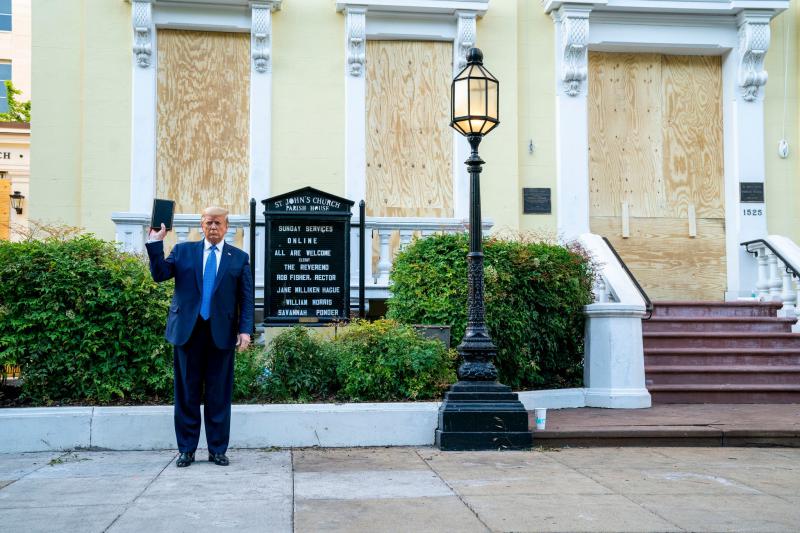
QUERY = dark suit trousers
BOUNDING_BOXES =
[173,317,234,455]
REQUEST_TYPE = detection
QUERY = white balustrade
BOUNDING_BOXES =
[743,236,800,330]
[575,233,651,409]
[113,212,493,302]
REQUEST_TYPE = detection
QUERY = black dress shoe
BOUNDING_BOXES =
[176,451,195,468]
[208,453,229,466]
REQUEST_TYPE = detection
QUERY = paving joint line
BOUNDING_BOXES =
[0,451,71,491]
[101,451,177,533]
[544,450,689,533]
[415,449,493,533]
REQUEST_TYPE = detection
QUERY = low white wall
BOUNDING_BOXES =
[0,389,601,453]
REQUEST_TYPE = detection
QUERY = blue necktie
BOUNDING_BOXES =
[200,245,217,320]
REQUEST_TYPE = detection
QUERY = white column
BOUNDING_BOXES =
[552,6,591,241]
[130,0,157,213]
[249,2,275,204]
[725,11,772,299]
[344,7,367,215]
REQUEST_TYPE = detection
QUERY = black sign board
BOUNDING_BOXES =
[523,187,551,214]
[740,182,765,203]
[262,187,354,325]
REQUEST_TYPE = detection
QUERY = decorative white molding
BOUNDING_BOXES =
[555,7,590,97]
[132,0,154,68]
[737,12,771,102]
[455,12,476,70]
[346,7,367,77]
[337,0,488,16]
[251,3,272,74]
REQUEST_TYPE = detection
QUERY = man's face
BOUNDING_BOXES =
[202,215,228,245]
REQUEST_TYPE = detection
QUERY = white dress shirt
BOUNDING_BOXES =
[203,239,224,276]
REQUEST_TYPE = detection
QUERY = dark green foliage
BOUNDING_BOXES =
[232,345,271,402]
[0,235,173,404]
[387,233,594,390]
[261,326,339,402]
[332,319,456,402]
[260,321,456,402]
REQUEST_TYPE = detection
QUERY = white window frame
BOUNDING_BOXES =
[336,0,490,219]
[543,0,788,299]
[129,0,280,215]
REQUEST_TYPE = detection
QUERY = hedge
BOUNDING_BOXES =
[386,233,594,390]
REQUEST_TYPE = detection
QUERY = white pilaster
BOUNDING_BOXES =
[249,2,275,203]
[553,5,591,241]
[452,12,475,220]
[344,7,367,213]
[725,10,772,299]
[130,0,157,213]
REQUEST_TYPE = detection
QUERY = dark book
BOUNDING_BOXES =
[150,199,176,231]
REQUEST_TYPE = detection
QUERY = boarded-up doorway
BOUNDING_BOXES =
[588,52,726,301]
[156,30,250,216]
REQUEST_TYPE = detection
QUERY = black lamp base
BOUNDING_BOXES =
[435,381,533,451]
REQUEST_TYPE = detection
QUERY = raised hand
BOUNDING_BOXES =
[148,223,167,241]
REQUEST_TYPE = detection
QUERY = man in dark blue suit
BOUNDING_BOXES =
[147,206,254,467]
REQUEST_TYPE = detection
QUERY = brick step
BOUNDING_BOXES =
[648,384,800,404]
[646,365,800,385]
[643,332,800,350]
[651,301,782,318]
[643,317,797,333]
[644,348,800,367]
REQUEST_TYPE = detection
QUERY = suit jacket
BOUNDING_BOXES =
[146,239,254,349]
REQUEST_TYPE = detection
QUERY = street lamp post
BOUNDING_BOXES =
[435,48,533,451]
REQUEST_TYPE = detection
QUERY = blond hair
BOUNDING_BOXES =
[201,206,229,223]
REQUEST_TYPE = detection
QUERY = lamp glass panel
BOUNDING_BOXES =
[468,78,486,116]
[487,80,498,121]
[453,78,469,120]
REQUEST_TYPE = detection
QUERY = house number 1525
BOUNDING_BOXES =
[743,208,763,216]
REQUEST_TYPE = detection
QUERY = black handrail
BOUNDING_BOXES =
[600,236,654,319]
[741,238,800,279]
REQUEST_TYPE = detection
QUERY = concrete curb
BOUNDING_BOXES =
[0,389,581,452]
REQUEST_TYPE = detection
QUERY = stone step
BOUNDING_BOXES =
[644,347,800,367]
[646,365,800,385]
[643,332,800,350]
[650,301,782,318]
[647,384,800,404]
[643,317,796,333]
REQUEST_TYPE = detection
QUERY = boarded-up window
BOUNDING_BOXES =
[156,30,250,215]
[366,41,453,218]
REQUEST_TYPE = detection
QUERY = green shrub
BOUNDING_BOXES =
[332,319,456,402]
[261,321,456,402]
[0,235,174,404]
[232,345,271,402]
[387,233,594,390]
[262,327,338,402]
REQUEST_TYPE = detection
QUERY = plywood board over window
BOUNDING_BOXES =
[589,52,726,301]
[366,41,453,219]
[157,30,250,215]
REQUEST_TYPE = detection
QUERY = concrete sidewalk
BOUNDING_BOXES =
[1,447,798,532]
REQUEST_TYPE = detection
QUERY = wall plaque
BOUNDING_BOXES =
[523,188,551,214]
[740,182,765,203]
[262,187,354,325]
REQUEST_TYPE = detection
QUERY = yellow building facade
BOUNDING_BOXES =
[30,0,799,303]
